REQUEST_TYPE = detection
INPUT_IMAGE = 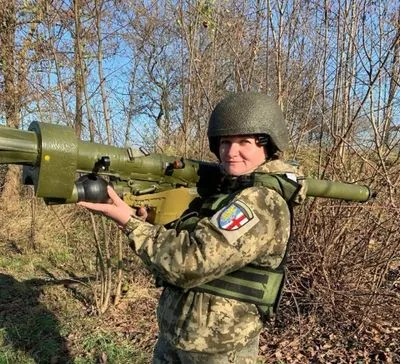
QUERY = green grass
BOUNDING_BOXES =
[0,347,35,364]
[77,332,151,364]
[0,206,153,364]
[0,270,152,364]
[0,274,68,363]
[0,330,151,364]
[0,255,40,274]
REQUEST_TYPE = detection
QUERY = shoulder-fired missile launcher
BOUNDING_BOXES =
[0,122,375,224]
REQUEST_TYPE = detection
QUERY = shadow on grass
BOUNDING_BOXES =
[0,273,73,363]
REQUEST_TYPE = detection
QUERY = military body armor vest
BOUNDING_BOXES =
[175,172,300,320]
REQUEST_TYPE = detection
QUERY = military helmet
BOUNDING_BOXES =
[207,92,289,157]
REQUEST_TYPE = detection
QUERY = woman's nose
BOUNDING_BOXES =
[226,143,239,157]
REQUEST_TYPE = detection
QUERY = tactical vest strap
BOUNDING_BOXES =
[192,265,285,319]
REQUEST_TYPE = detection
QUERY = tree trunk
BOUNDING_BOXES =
[0,0,21,210]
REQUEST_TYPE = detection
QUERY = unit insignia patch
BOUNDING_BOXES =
[218,200,254,230]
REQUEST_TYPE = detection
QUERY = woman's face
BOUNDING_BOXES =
[219,135,266,176]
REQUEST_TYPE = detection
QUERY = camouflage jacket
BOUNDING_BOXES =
[123,160,306,353]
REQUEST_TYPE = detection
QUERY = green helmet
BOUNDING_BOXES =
[208,92,289,157]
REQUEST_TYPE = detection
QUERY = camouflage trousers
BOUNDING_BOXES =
[152,334,261,364]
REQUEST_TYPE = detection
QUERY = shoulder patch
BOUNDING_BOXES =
[210,199,260,245]
[218,200,253,230]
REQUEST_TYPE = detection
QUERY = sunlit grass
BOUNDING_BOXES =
[77,332,151,364]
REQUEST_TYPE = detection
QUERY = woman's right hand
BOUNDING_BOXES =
[78,185,135,227]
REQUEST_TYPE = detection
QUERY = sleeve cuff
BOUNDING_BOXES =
[120,216,144,236]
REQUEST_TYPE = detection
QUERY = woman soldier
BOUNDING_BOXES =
[79,92,306,363]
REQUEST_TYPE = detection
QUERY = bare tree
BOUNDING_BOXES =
[0,0,41,208]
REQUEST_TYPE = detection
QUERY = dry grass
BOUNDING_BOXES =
[0,192,156,363]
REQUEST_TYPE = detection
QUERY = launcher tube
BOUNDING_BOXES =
[0,126,38,165]
[305,178,372,202]
[0,122,375,204]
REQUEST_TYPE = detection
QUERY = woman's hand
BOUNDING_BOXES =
[78,185,143,227]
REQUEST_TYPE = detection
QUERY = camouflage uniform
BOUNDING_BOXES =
[123,159,306,363]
